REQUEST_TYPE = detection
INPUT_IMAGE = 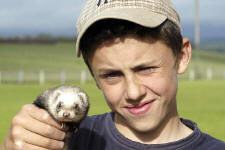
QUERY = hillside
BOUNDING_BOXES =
[0,42,87,72]
[0,42,224,81]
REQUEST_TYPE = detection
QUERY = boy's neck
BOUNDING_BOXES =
[114,112,193,144]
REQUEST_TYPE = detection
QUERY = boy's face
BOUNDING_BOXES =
[89,35,189,136]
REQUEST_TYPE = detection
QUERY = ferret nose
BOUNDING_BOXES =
[63,112,70,118]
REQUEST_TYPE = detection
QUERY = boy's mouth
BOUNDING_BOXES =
[124,100,156,116]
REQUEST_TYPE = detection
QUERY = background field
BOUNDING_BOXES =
[0,43,225,82]
[0,81,225,144]
[0,43,86,72]
[0,43,225,144]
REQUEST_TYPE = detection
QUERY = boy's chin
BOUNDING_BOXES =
[127,119,159,134]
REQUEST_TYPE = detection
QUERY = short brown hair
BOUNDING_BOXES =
[80,19,183,74]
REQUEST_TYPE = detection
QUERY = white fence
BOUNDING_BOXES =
[179,68,225,80]
[0,70,93,84]
[0,68,225,84]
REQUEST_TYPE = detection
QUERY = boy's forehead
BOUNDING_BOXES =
[91,37,173,67]
[75,0,180,58]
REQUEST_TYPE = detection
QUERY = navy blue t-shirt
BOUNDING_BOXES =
[69,112,225,150]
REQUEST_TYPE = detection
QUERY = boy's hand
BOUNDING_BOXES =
[1,104,66,150]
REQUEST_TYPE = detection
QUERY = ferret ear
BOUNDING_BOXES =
[78,92,88,104]
[33,95,46,109]
[52,91,62,102]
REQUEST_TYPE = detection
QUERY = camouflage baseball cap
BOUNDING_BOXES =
[76,0,180,57]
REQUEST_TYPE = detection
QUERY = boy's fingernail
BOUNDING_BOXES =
[61,124,69,131]
[60,141,64,149]
[60,123,65,129]
[61,132,66,139]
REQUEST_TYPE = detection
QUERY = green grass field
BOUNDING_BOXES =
[0,42,225,73]
[0,81,225,144]
[0,43,225,144]
[0,43,88,73]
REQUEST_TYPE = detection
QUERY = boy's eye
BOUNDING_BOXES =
[100,71,122,84]
[102,71,122,78]
[137,66,156,74]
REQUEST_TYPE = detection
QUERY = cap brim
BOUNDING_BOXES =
[76,8,167,57]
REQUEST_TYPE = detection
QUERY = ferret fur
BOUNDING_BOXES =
[33,85,89,150]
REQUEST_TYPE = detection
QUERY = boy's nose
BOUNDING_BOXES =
[125,76,146,101]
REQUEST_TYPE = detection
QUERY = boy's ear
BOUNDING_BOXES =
[177,38,192,74]
[96,82,101,89]
[93,75,102,90]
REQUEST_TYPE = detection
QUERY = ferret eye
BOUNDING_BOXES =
[57,102,62,109]
[74,104,79,109]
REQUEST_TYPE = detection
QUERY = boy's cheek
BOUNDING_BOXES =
[144,75,177,99]
[102,85,123,105]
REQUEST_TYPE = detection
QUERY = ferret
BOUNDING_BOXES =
[33,85,89,150]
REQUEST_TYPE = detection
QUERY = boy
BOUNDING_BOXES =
[1,0,225,149]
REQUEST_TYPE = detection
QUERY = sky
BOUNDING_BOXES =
[0,0,225,39]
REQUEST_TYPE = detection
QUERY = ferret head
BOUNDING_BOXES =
[48,86,89,123]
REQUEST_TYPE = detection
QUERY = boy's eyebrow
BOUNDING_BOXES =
[97,68,120,74]
[96,60,162,74]
[132,59,161,68]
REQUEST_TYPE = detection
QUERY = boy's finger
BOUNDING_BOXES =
[23,104,63,130]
